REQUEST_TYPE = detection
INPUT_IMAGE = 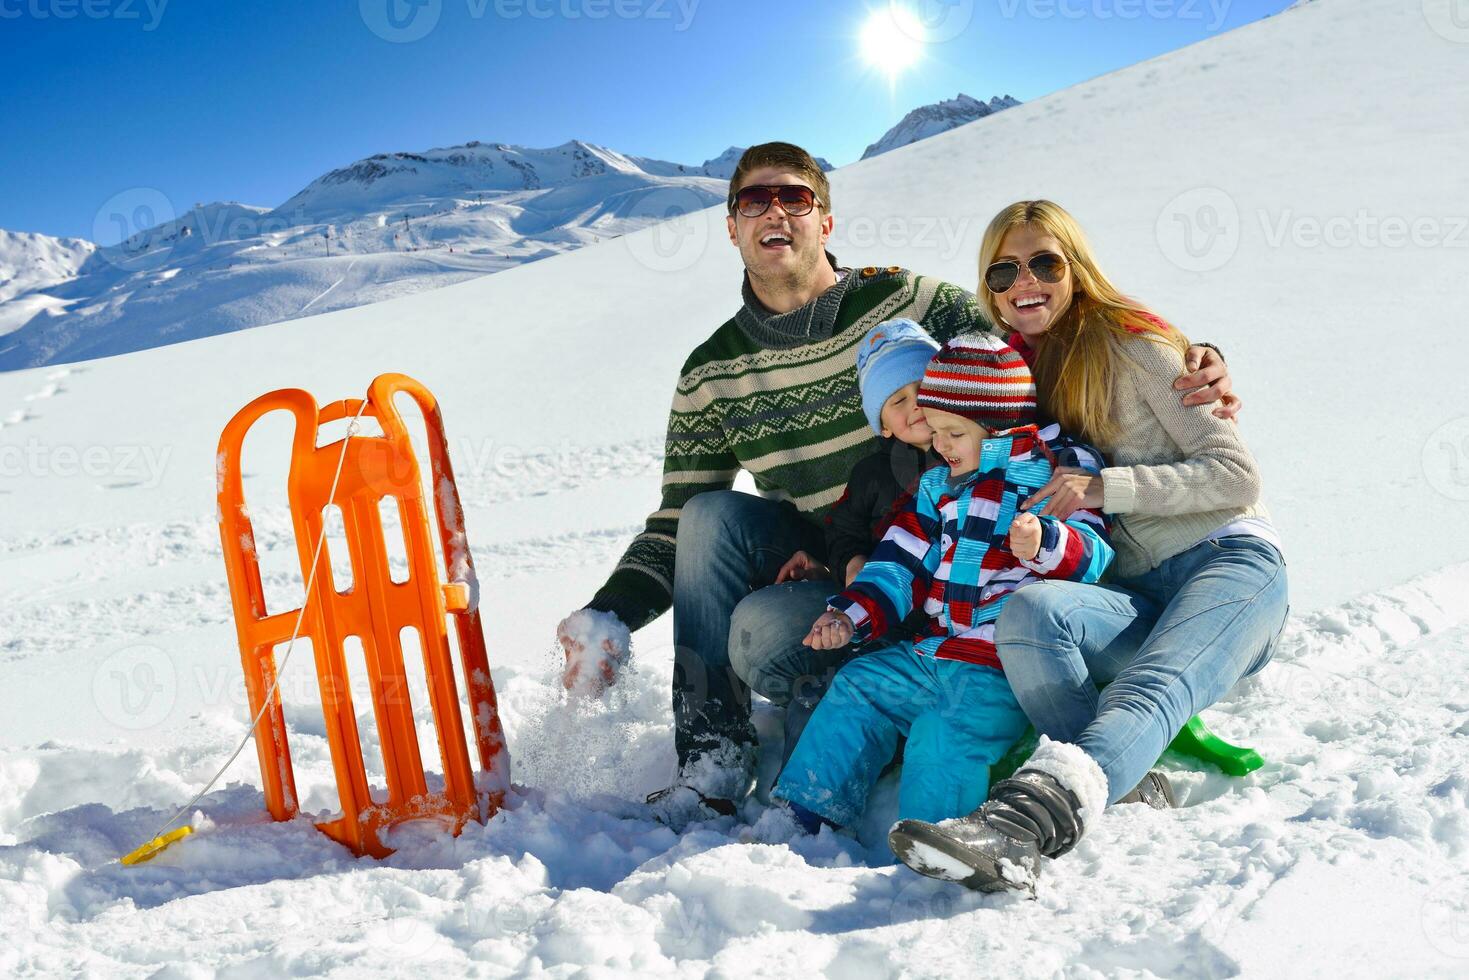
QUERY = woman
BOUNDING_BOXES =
[888,200,1290,893]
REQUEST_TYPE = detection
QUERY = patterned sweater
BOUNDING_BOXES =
[830,423,1113,670]
[587,256,994,632]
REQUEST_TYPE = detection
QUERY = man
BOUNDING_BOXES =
[556,142,1236,827]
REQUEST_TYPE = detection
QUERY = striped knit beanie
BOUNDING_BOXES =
[916,334,1037,432]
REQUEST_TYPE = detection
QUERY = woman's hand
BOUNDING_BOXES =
[803,610,854,650]
[1008,512,1043,561]
[1176,345,1241,421]
[776,549,831,583]
[1023,467,1103,520]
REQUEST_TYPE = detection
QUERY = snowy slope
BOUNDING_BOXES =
[3,0,1469,975]
[860,94,1021,160]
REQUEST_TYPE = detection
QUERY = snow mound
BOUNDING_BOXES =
[3,564,1469,976]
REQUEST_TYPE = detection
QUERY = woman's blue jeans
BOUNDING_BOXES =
[994,534,1289,804]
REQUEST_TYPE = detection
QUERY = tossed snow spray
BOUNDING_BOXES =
[500,613,676,803]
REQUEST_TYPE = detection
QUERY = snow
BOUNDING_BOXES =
[2,0,1469,974]
[1016,737,1110,832]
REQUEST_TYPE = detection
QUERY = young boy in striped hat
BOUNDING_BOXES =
[771,335,1115,836]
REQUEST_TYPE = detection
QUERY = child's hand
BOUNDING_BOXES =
[843,555,867,587]
[776,549,831,584]
[803,610,854,649]
[1009,512,1043,562]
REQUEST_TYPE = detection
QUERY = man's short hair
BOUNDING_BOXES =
[727,142,831,214]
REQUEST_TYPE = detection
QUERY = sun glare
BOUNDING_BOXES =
[860,6,925,82]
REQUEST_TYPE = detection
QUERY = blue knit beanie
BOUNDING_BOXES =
[855,319,940,435]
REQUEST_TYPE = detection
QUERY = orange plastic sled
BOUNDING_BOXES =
[216,372,509,858]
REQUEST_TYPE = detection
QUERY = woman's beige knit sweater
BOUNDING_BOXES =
[1096,334,1271,578]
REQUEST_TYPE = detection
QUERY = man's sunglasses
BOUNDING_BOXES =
[731,184,818,218]
[984,252,1069,293]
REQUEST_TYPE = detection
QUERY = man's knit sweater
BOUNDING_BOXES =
[587,255,996,632]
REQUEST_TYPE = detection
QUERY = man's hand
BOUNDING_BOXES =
[557,610,631,698]
[1175,345,1241,420]
[844,555,867,587]
[776,549,831,584]
[1008,512,1043,562]
[803,609,854,650]
[1023,467,1103,520]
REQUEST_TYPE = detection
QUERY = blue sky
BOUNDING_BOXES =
[0,0,1290,242]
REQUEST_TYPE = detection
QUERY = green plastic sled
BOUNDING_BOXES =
[990,715,1264,784]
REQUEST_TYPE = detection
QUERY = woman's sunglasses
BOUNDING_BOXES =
[732,184,818,218]
[984,252,1069,293]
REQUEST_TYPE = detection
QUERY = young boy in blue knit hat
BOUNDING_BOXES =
[776,318,942,592]
[772,334,1115,837]
[770,319,945,763]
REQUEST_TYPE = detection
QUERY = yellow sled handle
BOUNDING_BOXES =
[120,826,194,866]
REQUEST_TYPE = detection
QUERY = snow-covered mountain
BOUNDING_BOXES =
[0,140,739,371]
[675,147,840,182]
[0,229,95,337]
[860,93,1020,160]
[5,1,1469,972]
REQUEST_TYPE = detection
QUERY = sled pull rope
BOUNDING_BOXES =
[121,395,371,867]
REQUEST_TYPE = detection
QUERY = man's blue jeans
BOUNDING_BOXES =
[994,534,1290,804]
[672,490,834,770]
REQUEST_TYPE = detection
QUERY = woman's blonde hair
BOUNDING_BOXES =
[977,200,1187,446]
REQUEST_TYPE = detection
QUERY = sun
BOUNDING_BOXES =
[859,6,926,83]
